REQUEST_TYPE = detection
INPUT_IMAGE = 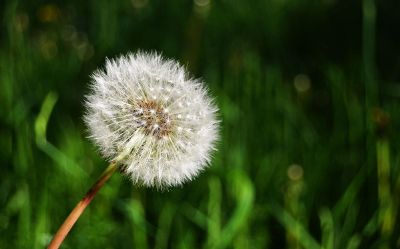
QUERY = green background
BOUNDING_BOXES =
[1,0,400,248]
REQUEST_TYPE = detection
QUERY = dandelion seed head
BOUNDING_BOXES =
[84,51,219,188]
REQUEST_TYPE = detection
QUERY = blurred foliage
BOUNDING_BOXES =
[1,0,400,248]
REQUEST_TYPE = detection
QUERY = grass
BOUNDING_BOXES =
[1,0,400,248]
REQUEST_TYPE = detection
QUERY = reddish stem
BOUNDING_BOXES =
[47,162,118,249]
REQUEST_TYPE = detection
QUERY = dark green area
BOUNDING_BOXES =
[1,0,400,248]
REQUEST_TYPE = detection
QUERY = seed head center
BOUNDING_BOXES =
[135,100,172,139]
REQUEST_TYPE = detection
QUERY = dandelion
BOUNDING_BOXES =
[85,52,219,187]
[48,52,219,249]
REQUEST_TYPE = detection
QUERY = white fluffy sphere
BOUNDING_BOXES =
[84,52,219,188]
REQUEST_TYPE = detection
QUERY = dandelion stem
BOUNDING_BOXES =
[47,162,119,249]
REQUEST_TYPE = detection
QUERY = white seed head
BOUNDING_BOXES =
[84,52,219,188]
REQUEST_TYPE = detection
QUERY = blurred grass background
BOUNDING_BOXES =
[1,0,400,248]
